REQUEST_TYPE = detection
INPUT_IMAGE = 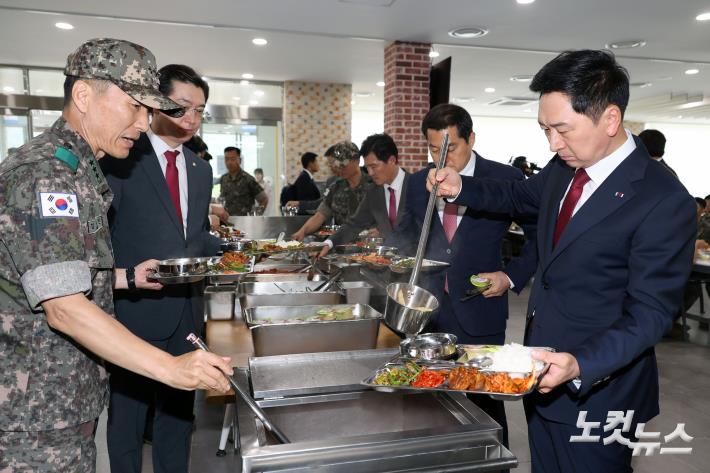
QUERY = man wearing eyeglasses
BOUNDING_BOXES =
[100,64,220,473]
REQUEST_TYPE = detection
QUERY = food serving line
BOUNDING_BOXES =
[152,134,548,471]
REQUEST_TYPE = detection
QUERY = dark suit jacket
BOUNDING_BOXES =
[455,137,696,424]
[330,171,410,245]
[101,134,220,340]
[388,154,538,338]
[291,170,321,201]
[658,158,678,177]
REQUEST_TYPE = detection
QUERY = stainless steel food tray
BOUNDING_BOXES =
[361,352,550,401]
[248,349,398,399]
[244,304,382,356]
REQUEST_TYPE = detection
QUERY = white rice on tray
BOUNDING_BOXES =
[488,343,540,374]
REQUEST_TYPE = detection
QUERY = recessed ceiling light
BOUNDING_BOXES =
[254,90,265,97]
[516,0,535,4]
[679,100,705,109]
[523,108,532,113]
[510,74,533,82]
[3,86,15,93]
[696,12,710,21]
[353,91,374,98]
[656,76,673,81]
[376,81,385,87]
[55,22,74,30]
[249,100,258,106]
[429,51,440,58]
[252,38,268,46]
[351,100,356,105]
[676,115,683,119]
[240,80,250,85]
[232,96,241,101]
[630,82,653,88]
[448,27,489,39]
[606,39,646,49]
[454,97,474,103]
[685,68,700,75]
[484,87,496,93]
[36,88,44,93]
[241,73,254,79]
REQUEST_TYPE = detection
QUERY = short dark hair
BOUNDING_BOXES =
[301,152,318,168]
[421,103,473,143]
[224,146,241,156]
[158,64,209,102]
[695,197,706,209]
[324,145,336,157]
[360,133,398,163]
[638,129,666,158]
[254,168,263,174]
[63,76,110,106]
[530,49,629,123]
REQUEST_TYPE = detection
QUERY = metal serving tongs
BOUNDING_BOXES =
[186,333,290,444]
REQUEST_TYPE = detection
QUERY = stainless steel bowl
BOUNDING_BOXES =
[400,333,458,360]
[383,282,439,336]
[371,245,398,257]
[220,238,255,252]
[365,237,384,247]
[157,257,211,276]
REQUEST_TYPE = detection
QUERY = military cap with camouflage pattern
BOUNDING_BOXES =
[64,38,179,111]
[329,141,360,167]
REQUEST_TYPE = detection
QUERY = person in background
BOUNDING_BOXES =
[254,167,274,216]
[290,145,341,215]
[320,133,409,256]
[184,136,229,227]
[428,49,696,472]
[511,155,534,178]
[639,128,677,177]
[291,141,372,240]
[291,152,321,203]
[219,146,268,215]
[389,104,538,455]
[101,63,223,473]
[0,38,231,473]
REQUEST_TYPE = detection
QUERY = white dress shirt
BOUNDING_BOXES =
[384,167,406,216]
[438,151,476,227]
[559,129,636,216]
[148,128,189,234]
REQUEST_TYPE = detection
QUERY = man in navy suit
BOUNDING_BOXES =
[389,104,539,451]
[101,65,220,473]
[428,50,697,472]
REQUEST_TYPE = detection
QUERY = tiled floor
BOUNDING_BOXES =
[99,286,710,472]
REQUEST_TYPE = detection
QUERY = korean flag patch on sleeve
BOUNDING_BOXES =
[39,192,79,218]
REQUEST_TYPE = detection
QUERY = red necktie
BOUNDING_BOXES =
[388,187,397,228]
[443,202,458,293]
[553,168,590,247]
[164,150,183,228]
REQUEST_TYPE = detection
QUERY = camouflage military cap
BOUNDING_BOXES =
[329,141,360,166]
[64,38,179,111]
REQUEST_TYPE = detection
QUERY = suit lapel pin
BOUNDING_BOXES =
[614,192,624,198]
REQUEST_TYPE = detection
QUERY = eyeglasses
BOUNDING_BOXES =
[163,106,209,120]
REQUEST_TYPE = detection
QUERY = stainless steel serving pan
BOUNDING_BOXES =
[157,257,212,276]
[244,304,382,356]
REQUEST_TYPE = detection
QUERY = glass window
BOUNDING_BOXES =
[29,69,64,97]
[0,67,26,95]
[0,114,29,162]
[31,110,61,137]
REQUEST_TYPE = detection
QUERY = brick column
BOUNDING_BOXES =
[384,41,431,172]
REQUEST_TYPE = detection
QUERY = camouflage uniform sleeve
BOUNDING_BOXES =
[2,169,91,309]
[316,184,334,219]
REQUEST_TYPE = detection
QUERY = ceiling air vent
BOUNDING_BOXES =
[487,97,538,106]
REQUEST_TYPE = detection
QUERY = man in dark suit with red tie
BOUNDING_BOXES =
[101,64,220,473]
[428,50,697,472]
[389,104,539,453]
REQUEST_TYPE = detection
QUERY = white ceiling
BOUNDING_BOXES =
[1,0,710,123]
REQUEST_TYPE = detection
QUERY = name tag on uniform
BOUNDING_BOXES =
[39,192,79,218]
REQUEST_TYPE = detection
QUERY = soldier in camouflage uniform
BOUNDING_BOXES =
[291,141,372,240]
[219,146,268,215]
[0,38,232,473]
